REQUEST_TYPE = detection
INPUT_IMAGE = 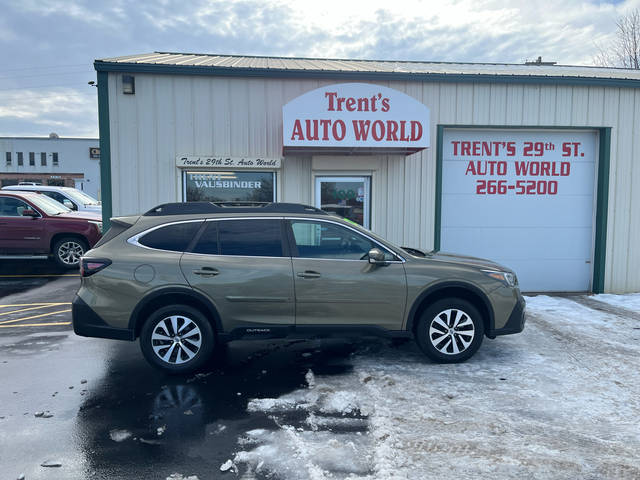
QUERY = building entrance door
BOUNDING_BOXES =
[315,176,371,228]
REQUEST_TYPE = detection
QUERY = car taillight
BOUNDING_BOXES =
[81,258,112,277]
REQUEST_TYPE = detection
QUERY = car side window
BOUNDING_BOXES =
[43,191,69,206]
[217,219,283,257]
[138,221,202,252]
[192,221,219,255]
[290,220,394,260]
[0,197,32,217]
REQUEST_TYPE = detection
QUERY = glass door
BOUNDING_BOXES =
[315,176,371,228]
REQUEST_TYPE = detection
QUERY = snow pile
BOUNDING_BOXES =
[234,427,372,479]
[594,292,640,312]
[232,294,640,479]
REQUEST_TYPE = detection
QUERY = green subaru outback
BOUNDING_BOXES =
[73,202,525,373]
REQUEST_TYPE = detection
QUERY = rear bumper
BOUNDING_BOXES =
[492,295,526,336]
[72,295,134,341]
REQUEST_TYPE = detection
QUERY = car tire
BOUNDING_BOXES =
[52,236,88,269]
[415,298,484,363]
[140,305,215,374]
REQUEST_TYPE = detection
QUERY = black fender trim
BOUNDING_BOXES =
[73,295,135,341]
[405,281,495,334]
[128,286,223,335]
[491,296,526,337]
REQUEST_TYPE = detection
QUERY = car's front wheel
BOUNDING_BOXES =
[140,305,215,374]
[52,236,88,268]
[415,298,484,363]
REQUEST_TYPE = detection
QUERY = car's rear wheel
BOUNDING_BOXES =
[415,298,484,363]
[52,236,88,268]
[140,305,215,374]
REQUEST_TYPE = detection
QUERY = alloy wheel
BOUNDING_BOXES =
[428,308,475,355]
[57,241,85,266]
[151,315,203,365]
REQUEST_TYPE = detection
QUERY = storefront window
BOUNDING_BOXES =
[315,176,371,228]
[183,171,275,203]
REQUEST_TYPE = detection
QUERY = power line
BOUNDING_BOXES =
[0,63,91,72]
[0,69,91,80]
[0,83,97,92]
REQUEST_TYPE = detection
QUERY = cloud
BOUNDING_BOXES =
[0,89,97,137]
[1,0,639,136]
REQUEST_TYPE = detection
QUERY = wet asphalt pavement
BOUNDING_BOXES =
[0,264,361,480]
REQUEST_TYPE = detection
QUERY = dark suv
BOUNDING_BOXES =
[73,202,525,373]
[0,191,102,268]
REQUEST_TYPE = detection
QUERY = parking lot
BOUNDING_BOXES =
[1,263,639,480]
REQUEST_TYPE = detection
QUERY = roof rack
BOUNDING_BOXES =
[143,201,329,216]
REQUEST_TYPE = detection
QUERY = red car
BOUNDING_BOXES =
[0,191,102,268]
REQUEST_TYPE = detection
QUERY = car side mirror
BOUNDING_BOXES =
[63,199,77,210]
[368,248,388,265]
[21,209,39,217]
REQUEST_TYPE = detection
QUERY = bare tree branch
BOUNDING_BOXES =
[604,8,640,68]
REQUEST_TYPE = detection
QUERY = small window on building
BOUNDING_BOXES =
[184,171,276,202]
[52,152,59,166]
[218,219,283,257]
[29,152,35,166]
[47,178,65,187]
[138,221,202,252]
[5,152,11,166]
[41,152,46,166]
[17,152,23,166]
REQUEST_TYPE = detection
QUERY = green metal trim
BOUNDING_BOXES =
[94,61,640,89]
[434,125,444,251]
[435,125,611,293]
[440,124,606,131]
[592,128,611,293]
[97,71,112,230]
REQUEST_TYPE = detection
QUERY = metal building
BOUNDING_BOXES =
[0,136,101,198]
[94,52,640,293]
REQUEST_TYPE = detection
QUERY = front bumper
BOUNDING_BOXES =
[72,295,134,341]
[492,295,526,336]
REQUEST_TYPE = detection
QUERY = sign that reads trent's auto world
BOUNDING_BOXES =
[283,83,430,149]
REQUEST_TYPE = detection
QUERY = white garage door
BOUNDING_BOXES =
[441,128,597,292]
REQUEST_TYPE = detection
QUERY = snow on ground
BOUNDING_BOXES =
[594,292,640,312]
[231,295,640,479]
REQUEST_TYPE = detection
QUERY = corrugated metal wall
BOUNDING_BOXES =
[107,73,639,293]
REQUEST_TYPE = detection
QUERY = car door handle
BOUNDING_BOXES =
[193,267,219,276]
[297,271,321,279]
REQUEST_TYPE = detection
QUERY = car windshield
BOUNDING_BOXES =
[28,194,73,215]
[63,189,100,206]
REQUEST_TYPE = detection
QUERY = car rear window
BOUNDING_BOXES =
[214,219,283,257]
[139,221,202,252]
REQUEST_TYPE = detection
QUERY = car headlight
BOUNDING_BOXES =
[88,220,103,234]
[482,269,517,287]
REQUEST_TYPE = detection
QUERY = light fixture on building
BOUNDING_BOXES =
[122,75,135,94]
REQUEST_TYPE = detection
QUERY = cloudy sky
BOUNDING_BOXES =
[1,0,638,138]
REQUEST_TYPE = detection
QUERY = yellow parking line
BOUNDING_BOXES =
[0,304,60,316]
[0,274,79,278]
[0,321,71,328]
[0,309,72,325]
[0,302,72,307]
